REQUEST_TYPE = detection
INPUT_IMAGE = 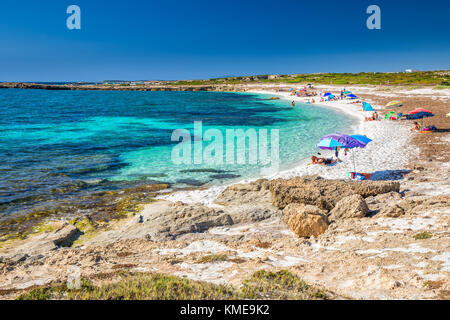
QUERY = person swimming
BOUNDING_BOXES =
[291,101,295,107]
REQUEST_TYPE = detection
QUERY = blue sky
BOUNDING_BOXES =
[0,0,449,81]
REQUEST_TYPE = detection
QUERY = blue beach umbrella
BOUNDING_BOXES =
[319,133,366,149]
[362,102,374,112]
[409,112,434,119]
[350,135,372,145]
[318,133,369,175]
[347,94,358,99]
[323,92,332,97]
[348,135,372,176]
[317,138,344,149]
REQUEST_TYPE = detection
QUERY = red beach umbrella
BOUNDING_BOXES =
[407,108,432,115]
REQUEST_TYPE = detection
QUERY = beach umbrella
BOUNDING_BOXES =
[410,112,434,127]
[407,108,432,115]
[386,101,403,108]
[347,94,358,99]
[319,133,366,149]
[318,133,368,176]
[409,112,434,119]
[317,138,344,149]
[349,135,372,175]
[323,92,332,97]
[344,91,352,95]
[350,135,372,145]
[362,102,374,111]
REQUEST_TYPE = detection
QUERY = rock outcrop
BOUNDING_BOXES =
[366,193,450,217]
[214,179,271,206]
[269,176,400,210]
[282,203,329,237]
[328,194,369,222]
[141,201,233,241]
[0,223,78,262]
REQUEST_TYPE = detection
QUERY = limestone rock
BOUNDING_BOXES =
[143,201,233,241]
[282,203,329,238]
[328,194,369,222]
[398,195,450,215]
[0,223,78,264]
[51,224,78,246]
[378,204,405,217]
[270,175,400,210]
[226,204,279,224]
[215,179,271,206]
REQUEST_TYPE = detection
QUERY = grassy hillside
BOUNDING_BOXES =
[169,70,450,86]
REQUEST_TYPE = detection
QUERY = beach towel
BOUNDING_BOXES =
[348,172,372,180]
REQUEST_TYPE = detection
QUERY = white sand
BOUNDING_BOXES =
[160,88,416,206]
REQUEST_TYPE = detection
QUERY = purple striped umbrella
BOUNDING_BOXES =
[320,133,367,149]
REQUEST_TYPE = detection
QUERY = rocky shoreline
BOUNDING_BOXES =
[0,85,448,300]
[0,82,249,92]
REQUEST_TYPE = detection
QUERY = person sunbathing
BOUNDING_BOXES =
[410,121,420,132]
[311,156,335,166]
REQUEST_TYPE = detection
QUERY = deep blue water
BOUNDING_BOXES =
[0,89,352,222]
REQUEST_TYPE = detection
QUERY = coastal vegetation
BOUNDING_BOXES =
[196,254,229,263]
[169,70,449,86]
[413,232,432,240]
[15,270,328,300]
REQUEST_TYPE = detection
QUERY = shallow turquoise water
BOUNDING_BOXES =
[0,89,352,221]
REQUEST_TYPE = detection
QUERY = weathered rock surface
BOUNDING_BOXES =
[282,203,329,237]
[214,179,271,206]
[142,201,233,241]
[270,175,400,210]
[226,204,279,224]
[0,223,78,262]
[367,194,450,217]
[328,194,369,222]
[378,204,405,217]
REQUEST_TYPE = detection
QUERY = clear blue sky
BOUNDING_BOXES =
[0,0,449,81]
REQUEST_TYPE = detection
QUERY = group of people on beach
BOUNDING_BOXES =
[365,111,379,121]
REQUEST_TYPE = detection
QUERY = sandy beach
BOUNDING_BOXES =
[0,85,449,300]
[160,87,417,206]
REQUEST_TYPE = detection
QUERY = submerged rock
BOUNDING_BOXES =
[176,179,206,186]
[282,203,329,238]
[209,174,241,180]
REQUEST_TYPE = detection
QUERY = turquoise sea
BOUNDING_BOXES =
[0,89,352,233]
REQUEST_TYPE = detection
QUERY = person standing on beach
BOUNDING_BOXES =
[335,146,342,161]
[340,90,344,99]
